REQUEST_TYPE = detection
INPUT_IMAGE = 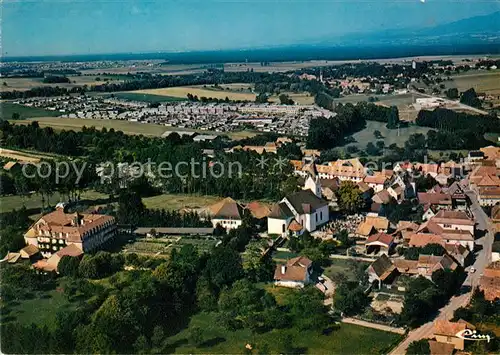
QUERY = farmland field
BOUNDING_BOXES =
[130,86,257,101]
[107,92,187,103]
[10,117,256,140]
[1,102,62,120]
[0,148,47,163]
[163,311,400,354]
[0,75,124,92]
[142,193,220,211]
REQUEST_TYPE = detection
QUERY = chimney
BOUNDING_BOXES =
[281,265,286,274]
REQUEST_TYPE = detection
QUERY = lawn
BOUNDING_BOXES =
[344,120,431,150]
[1,284,77,330]
[324,259,370,282]
[163,311,401,354]
[109,92,186,103]
[1,102,62,120]
[142,193,220,211]
[272,250,299,263]
[0,189,109,214]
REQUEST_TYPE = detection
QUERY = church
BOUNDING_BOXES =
[267,171,329,236]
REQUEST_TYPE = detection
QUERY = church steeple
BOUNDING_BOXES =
[304,163,322,198]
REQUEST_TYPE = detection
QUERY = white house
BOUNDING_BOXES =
[267,189,329,236]
[274,256,313,288]
[209,197,244,230]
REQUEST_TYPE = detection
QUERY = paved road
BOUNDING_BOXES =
[342,317,406,335]
[390,191,494,354]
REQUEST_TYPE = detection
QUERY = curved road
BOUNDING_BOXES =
[389,190,494,354]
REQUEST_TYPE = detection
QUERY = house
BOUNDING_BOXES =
[316,158,366,182]
[394,221,419,242]
[417,193,453,211]
[274,256,313,288]
[33,243,84,273]
[3,161,20,171]
[480,145,500,160]
[444,243,470,267]
[364,174,387,193]
[479,261,500,301]
[24,206,117,258]
[448,181,468,210]
[367,254,398,289]
[209,197,244,230]
[415,163,440,178]
[478,187,500,206]
[393,161,414,173]
[267,190,329,236]
[416,254,458,278]
[422,205,438,221]
[372,189,392,205]
[430,210,475,235]
[408,233,445,248]
[245,201,271,220]
[20,244,40,260]
[417,219,475,251]
[433,319,475,350]
[365,233,395,255]
[356,216,390,238]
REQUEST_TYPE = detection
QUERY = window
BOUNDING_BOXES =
[320,211,323,220]
[316,214,318,222]
[282,224,285,233]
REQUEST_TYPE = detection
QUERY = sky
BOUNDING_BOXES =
[2,0,500,57]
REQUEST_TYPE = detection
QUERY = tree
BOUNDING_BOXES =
[11,112,20,120]
[445,88,459,99]
[255,93,269,103]
[288,287,330,330]
[205,248,243,289]
[58,256,81,277]
[278,94,294,105]
[337,181,364,214]
[407,339,430,355]
[188,326,203,346]
[460,88,481,108]
[386,106,399,129]
[334,282,371,315]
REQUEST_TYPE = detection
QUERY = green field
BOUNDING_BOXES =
[163,312,400,354]
[1,282,77,330]
[109,92,187,103]
[142,193,220,210]
[1,102,62,120]
[345,120,431,150]
[0,190,109,214]
[324,259,370,282]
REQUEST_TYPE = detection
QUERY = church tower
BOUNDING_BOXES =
[303,163,322,198]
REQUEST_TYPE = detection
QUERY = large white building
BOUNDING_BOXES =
[24,205,116,258]
[267,176,329,236]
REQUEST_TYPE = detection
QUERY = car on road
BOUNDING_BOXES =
[469,267,476,273]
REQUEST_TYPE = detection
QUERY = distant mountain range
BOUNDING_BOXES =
[5,12,499,63]
[315,12,500,47]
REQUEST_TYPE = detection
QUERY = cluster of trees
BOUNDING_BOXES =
[186,93,238,104]
[0,208,33,257]
[0,120,296,201]
[398,269,464,327]
[416,108,499,149]
[460,88,482,108]
[288,230,336,267]
[42,76,71,84]
[114,191,210,228]
[0,85,86,99]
